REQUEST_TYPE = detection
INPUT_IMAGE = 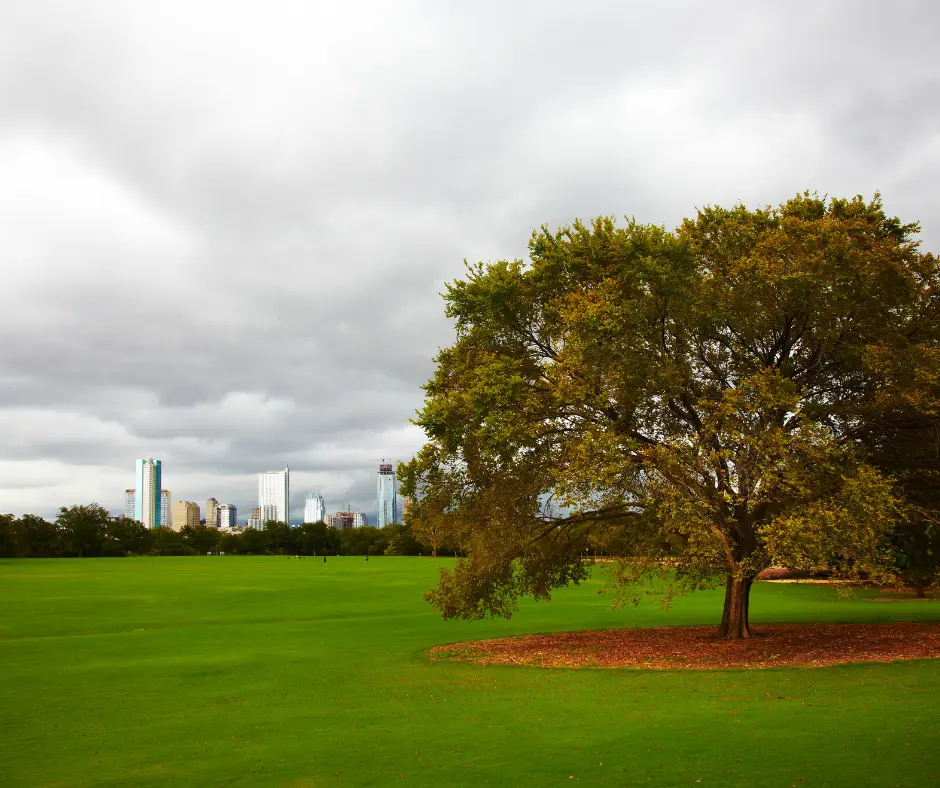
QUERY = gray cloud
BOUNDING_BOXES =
[1,0,938,521]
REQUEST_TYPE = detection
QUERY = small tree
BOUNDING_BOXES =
[238,527,272,554]
[104,518,150,555]
[295,521,337,555]
[383,523,427,556]
[401,194,940,638]
[180,525,221,554]
[56,504,111,558]
[149,525,192,556]
[0,514,19,558]
[18,514,62,557]
[263,520,291,553]
[218,531,242,554]
[340,526,389,556]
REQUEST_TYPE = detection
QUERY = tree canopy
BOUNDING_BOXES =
[400,193,940,637]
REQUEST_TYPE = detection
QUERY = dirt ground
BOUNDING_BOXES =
[428,622,940,670]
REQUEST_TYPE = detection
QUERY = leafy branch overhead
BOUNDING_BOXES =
[399,193,940,638]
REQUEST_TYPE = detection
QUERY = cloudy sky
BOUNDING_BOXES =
[1,1,938,523]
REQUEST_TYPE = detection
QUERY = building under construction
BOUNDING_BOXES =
[376,462,397,527]
[329,511,368,529]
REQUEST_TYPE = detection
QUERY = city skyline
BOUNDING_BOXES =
[119,460,393,529]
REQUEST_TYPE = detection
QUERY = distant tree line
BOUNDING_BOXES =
[0,504,452,558]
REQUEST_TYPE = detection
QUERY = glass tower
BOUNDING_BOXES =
[376,463,397,527]
[304,490,325,523]
[134,458,162,528]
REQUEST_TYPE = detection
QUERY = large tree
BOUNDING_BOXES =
[400,194,940,638]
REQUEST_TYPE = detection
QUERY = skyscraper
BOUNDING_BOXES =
[205,498,220,528]
[258,467,290,524]
[304,491,325,523]
[124,489,136,520]
[376,462,397,527]
[134,458,162,528]
[219,504,238,531]
[172,500,200,530]
[160,490,171,530]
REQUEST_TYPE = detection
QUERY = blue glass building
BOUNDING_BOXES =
[376,462,397,527]
[134,458,162,528]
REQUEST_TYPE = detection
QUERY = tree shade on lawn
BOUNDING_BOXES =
[1,557,939,787]
[401,193,940,638]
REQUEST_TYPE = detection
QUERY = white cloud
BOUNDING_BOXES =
[0,0,937,520]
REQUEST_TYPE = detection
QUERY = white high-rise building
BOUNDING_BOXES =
[134,458,162,528]
[304,491,325,523]
[219,504,238,531]
[160,490,171,530]
[124,489,136,520]
[258,467,290,525]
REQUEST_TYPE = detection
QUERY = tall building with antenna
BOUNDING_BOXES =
[376,461,397,527]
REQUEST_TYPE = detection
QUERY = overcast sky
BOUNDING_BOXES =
[1,1,938,523]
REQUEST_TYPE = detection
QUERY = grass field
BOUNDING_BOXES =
[1,557,939,787]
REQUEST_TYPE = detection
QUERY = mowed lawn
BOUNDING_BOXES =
[1,558,939,787]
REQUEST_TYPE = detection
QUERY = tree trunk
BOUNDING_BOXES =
[916,584,927,599]
[717,572,754,639]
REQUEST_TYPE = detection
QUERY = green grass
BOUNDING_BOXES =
[1,557,938,787]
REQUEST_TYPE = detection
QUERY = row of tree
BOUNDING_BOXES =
[0,505,444,558]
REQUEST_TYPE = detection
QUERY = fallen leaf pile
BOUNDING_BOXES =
[428,622,940,670]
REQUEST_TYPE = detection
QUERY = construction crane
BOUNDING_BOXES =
[371,458,395,474]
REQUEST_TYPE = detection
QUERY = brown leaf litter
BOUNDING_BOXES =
[428,622,940,670]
